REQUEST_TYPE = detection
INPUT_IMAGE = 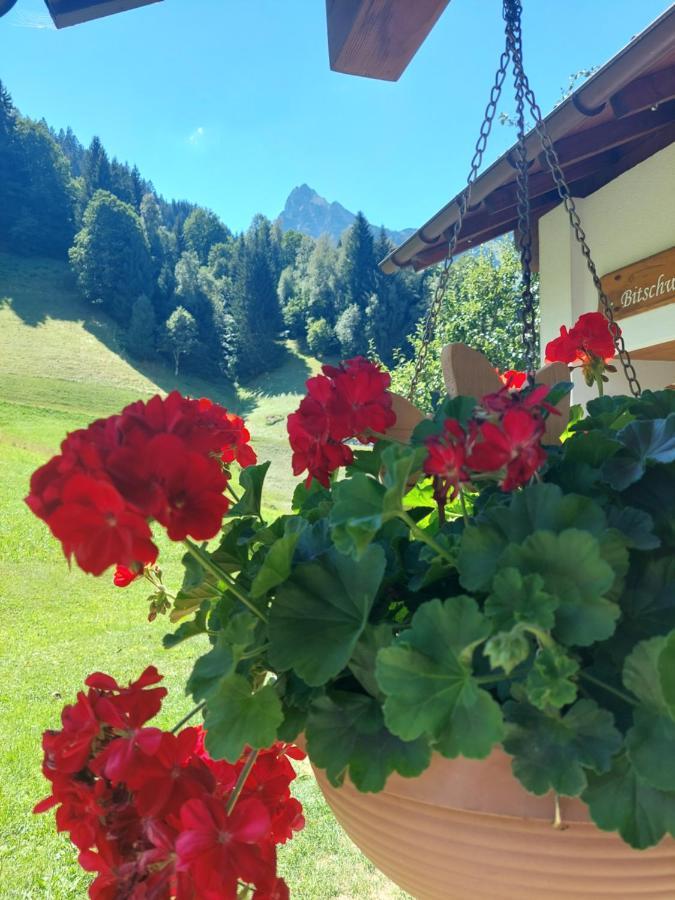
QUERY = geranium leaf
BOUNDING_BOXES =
[163,603,209,647]
[607,506,661,551]
[627,708,675,792]
[583,755,675,849]
[376,597,504,758]
[525,645,579,710]
[250,518,307,597]
[658,631,675,717]
[499,529,619,647]
[623,636,668,713]
[488,483,607,541]
[485,568,557,632]
[602,414,675,490]
[620,558,675,642]
[564,431,622,468]
[348,624,394,700]
[381,443,427,503]
[186,612,258,702]
[306,692,431,792]
[203,675,283,762]
[230,461,271,519]
[503,699,621,796]
[484,627,530,675]
[457,524,506,591]
[268,545,386,686]
[329,473,395,558]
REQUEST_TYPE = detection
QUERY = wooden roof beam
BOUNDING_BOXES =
[45,0,161,29]
[326,0,449,81]
[610,63,675,118]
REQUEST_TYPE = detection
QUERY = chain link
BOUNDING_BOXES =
[408,0,641,400]
[504,0,537,382]
[518,69,642,396]
[406,43,511,402]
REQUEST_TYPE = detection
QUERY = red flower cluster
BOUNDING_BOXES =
[287,357,396,487]
[498,369,527,390]
[545,312,617,388]
[25,392,256,576]
[424,385,552,503]
[35,667,304,899]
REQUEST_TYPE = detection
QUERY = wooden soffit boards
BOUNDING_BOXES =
[45,0,162,28]
[326,0,449,81]
[601,246,675,321]
[630,339,675,362]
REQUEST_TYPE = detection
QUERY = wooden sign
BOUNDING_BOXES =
[601,246,675,320]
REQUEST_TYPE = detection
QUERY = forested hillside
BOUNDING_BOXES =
[0,79,534,390]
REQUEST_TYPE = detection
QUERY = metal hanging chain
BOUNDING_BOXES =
[504,0,537,381]
[407,40,512,402]
[509,7,642,396]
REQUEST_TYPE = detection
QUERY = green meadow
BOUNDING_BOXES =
[0,252,407,898]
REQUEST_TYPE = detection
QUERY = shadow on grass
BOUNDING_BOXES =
[0,252,255,416]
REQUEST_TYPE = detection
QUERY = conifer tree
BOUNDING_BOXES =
[125,294,157,359]
[84,136,111,197]
[339,211,376,311]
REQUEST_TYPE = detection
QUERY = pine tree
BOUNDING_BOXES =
[84,136,111,197]
[125,294,157,359]
[339,211,376,310]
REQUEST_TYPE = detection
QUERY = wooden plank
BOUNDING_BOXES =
[45,0,161,29]
[630,339,675,362]
[610,64,675,118]
[601,246,675,321]
[537,100,675,168]
[326,0,449,81]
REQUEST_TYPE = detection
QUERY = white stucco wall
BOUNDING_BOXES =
[538,142,675,404]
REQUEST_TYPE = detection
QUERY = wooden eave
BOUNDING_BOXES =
[381,6,675,273]
[326,0,450,81]
[45,0,161,28]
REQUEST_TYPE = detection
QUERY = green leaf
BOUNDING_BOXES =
[627,708,675,792]
[305,692,431,792]
[376,597,504,758]
[607,506,661,551]
[484,627,530,676]
[525,645,579,710]
[503,699,621,796]
[602,414,675,490]
[381,443,427,502]
[348,624,394,700]
[620,558,675,642]
[250,518,307,597]
[488,483,607,542]
[500,529,619,646]
[623,636,668,713]
[457,523,506,592]
[211,518,257,573]
[329,473,394,558]
[658,631,675,718]
[564,431,622,468]
[485,568,557,632]
[186,612,258,702]
[268,545,386,686]
[410,396,476,446]
[583,755,675,849]
[163,604,208,648]
[203,675,283,762]
[230,461,271,519]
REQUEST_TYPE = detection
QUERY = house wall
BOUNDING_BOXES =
[538,142,675,404]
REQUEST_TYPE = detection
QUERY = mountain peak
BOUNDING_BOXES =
[276,185,413,246]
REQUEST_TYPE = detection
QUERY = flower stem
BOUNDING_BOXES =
[579,671,637,707]
[182,539,268,624]
[226,748,260,815]
[397,511,455,565]
[171,701,205,734]
[459,489,469,526]
[596,376,604,397]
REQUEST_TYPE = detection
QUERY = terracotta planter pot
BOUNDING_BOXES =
[310,748,675,899]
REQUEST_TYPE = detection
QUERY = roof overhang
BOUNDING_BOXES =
[326,0,449,81]
[381,5,675,273]
[44,0,161,28]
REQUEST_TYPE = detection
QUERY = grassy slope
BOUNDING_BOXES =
[0,253,406,899]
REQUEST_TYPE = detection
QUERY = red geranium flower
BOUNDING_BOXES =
[176,796,271,897]
[545,312,617,392]
[423,419,469,505]
[468,408,546,491]
[46,474,158,576]
[498,369,527,390]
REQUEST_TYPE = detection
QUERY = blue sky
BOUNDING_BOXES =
[1,0,669,233]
